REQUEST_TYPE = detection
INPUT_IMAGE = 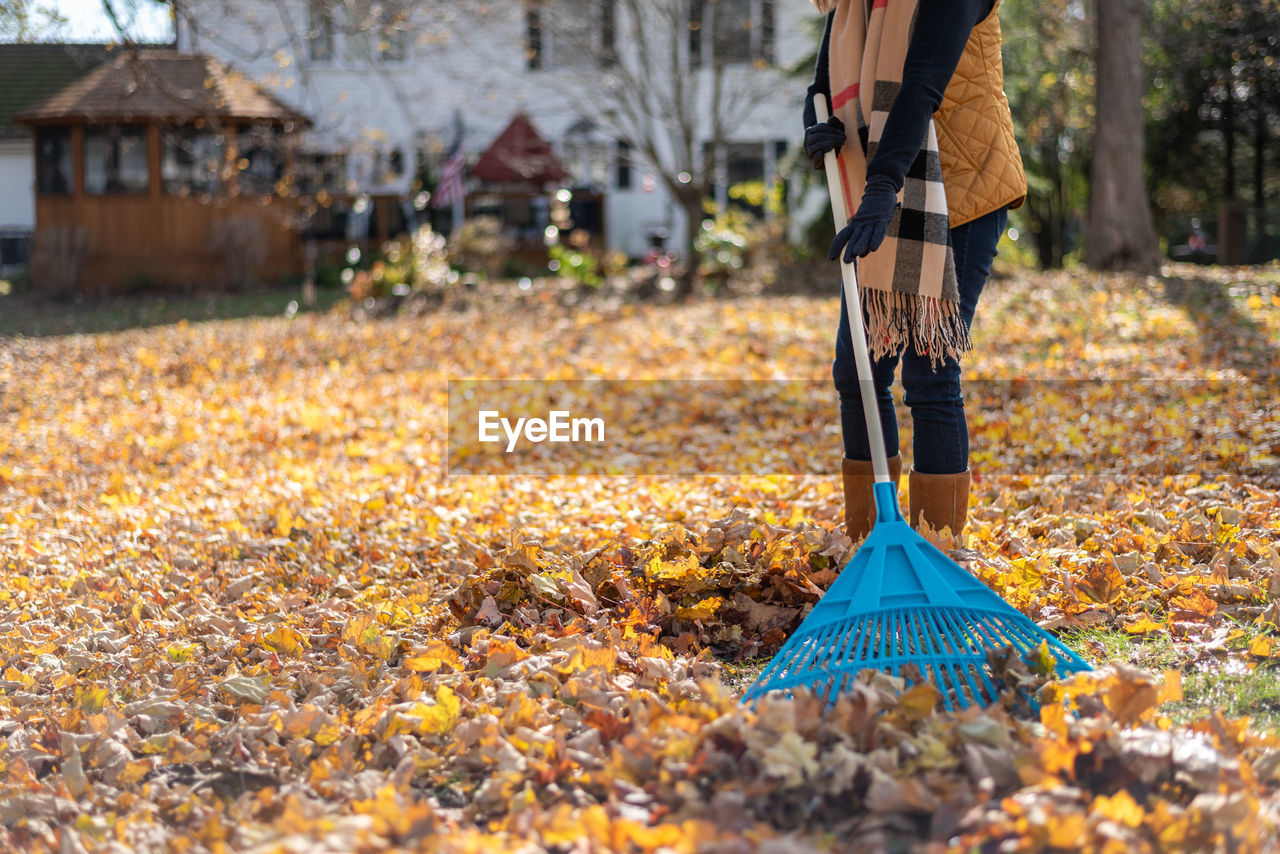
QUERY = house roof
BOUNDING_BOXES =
[15,49,310,128]
[0,43,116,140]
[472,113,567,186]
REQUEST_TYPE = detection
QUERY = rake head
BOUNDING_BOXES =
[744,482,1092,711]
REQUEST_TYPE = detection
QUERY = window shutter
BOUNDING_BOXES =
[616,140,633,190]
[761,0,775,64]
[526,7,543,70]
[689,0,704,66]
[601,0,617,67]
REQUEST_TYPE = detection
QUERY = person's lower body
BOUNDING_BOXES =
[834,205,1008,542]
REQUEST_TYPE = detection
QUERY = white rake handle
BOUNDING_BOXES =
[814,96,893,483]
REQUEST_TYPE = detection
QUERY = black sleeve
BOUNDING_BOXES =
[802,12,835,129]
[864,0,993,190]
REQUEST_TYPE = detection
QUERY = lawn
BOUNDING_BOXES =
[0,286,346,338]
[0,264,1278,852]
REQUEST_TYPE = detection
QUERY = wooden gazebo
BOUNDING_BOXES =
[16,49,312,295]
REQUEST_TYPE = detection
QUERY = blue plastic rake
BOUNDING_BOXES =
[742,481,1093,710]
[744,97,1092,711]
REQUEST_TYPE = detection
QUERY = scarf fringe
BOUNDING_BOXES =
[860,288,973,368]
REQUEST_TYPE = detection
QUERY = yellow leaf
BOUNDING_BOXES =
[1047,811,1087,848]
[276,508,294,538]
[342,615,394,660]
[898,681,940,721]
[674,595,724,622]
[353,699,388,736]
[263,625,306,658]
[402,639,461,672]
[1123,612,1164,635]
[1249,635,1277,659]
[557,644,618,675]
[1158,670,1183,704]
[1023,640,1056,676]
[313,719,342,746]
[646,553,700,581]
[408,686,460,735]
[1092,789,1145,828]
[75,686,108,713]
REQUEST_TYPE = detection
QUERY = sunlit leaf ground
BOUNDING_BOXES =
[1,263,1278,852]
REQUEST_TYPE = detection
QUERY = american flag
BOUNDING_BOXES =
[430,143,466,209]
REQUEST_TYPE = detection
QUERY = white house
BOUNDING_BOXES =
[0,43,115,274]
[173,0,819,258]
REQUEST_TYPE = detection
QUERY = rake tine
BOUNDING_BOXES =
[925,610,987,701]
[938,608,990,659]
[934,610,1002,699]
[971,613,1017,651]
[927,610,956,657]
[835,620,862,669]
[993,614,1043,650]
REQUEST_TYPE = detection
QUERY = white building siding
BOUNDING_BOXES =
[176,1,821,257]
[0,140,35,230]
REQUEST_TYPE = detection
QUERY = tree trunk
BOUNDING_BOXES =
[1223,79,1236,199]
[1084,0,1161,272]
[1255,109,1266,214]
[674,192,704,301]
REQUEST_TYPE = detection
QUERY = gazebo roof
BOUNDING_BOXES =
[15,49,310,127]
[472,113,567,186]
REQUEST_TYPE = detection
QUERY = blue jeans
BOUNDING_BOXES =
[833,205,1007,475]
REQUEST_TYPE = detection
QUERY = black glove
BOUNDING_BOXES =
[829,175,900,263]
[803,116,846,170]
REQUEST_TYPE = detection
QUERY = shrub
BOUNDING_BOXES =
[31,225,92,299]
[447,217,516,281]
[207,215,268,291]
[347,227,456,302]
[695,208,753,280]
[548,244,602,288]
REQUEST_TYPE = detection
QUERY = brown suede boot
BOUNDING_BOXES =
[907,468,972,546]
[841,455,902,543]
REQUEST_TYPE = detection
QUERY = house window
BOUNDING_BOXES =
[526,0,617,70]
[704,140,767,211]
[236,126,284,195]
[297,151,348,196]
[308,1,335,63]
[372,146,405,185]
[162,126,223,196]
[84,125,149,195]
[35,126,72,195]
[376,2,407,62]
[695,0,775,66]
[725,141,764,185]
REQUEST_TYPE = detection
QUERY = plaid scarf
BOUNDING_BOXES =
[826,0,968,366]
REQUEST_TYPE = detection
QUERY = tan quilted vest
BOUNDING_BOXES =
[934,0,1027,227]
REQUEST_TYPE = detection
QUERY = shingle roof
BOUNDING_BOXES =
[0,43,116,140]
[472,113,567,186]
[15,49,310,127]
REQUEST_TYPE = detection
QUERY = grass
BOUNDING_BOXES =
[1062,624,1280,732]
[0,285,348,338]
